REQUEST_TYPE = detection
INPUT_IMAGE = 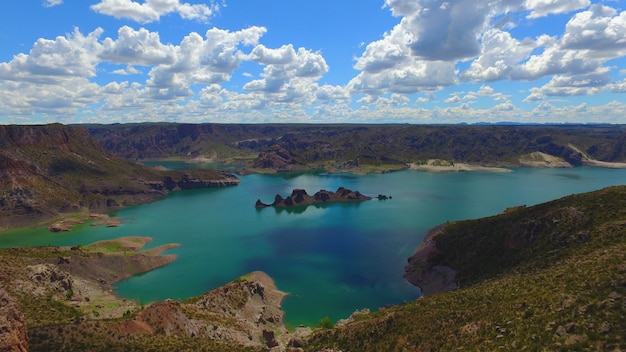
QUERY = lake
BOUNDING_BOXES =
[2,166,626,327]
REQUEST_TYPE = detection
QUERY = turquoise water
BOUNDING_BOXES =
[2,167,626,327]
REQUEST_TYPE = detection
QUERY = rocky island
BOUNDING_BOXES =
[255,187,372,208]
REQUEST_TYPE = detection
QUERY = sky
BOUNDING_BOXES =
[1,0,626,125]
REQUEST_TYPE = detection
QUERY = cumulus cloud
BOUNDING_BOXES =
[100,26,176,66]
[349,59,457,96]
[445,95,461,104]
[383,0,498,61]
[461,28,537,82]
[510,5,626,86]
[243,46,329,99]
[353,0,626,102]
[561,4,626,58]
[4,1,626,124]
[90,0,219,23]
[525,70,611,100]
[0,28,103,84]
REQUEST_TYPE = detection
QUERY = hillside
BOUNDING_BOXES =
[84,123,626,173]
[305,186,626,351]
[0,124,239,230]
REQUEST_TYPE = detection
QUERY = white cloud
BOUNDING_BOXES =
[0,28,103,84]
[561,4,626,58]
[523,0,590,19]
[461,28,536,82]
[243,47,328,98]
[43,0,63,8]
[3,1,626,124]
[349,59,457,96]
[247,44,296,65]
[510,5,626,88]
[90,0,219,23]
[383,0,498,61]
[525,70,611,101]
[445,95,461,103]
[610,78,626,93]
[100,26,176,66]
[112,65,142,75]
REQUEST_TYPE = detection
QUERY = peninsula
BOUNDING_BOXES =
[255,187,372,208]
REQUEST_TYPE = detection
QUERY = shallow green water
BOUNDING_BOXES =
[2,167,626,327]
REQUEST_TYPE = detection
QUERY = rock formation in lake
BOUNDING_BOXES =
[255,187,372,208]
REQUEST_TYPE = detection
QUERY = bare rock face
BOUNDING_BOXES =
[27,264,73,295]
[0,288,28,352]
[117,271,288,349]
[403,225,459,296]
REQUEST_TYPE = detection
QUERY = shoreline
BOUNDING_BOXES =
[408,161,512,173]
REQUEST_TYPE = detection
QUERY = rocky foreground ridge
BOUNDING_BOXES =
[0,237,305,351]
[255,187,373,208]
[0,124,239,230]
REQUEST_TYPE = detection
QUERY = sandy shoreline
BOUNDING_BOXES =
[583,160,626,168]
[409,161,512,173]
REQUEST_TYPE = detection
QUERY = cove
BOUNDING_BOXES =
[2,167,626,328]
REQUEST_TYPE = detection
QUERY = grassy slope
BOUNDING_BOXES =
[306,186,626,351]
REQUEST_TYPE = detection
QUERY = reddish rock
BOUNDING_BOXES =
[0,288,28,352]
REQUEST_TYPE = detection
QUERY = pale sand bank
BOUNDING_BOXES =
[409,160,511,173]
[583,160,626,168]
[518,152,571,168]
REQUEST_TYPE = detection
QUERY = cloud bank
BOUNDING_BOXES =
[3,0,626,124]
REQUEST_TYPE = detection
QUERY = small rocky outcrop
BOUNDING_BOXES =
[256,187,372,208]
[26,264,74,296]
[0,288,28,352]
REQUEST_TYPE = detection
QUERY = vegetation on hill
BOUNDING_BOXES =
[0,124,239,230]
[305,185,626,351]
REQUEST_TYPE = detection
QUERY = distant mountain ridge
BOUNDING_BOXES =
[84,123,626,172]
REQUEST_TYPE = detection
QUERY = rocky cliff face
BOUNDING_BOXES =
[403,225,459,296]
[0,288,28,352]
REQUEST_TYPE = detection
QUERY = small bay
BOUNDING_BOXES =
[2,166,626,327]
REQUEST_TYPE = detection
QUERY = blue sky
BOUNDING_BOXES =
[1,0,625,124]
